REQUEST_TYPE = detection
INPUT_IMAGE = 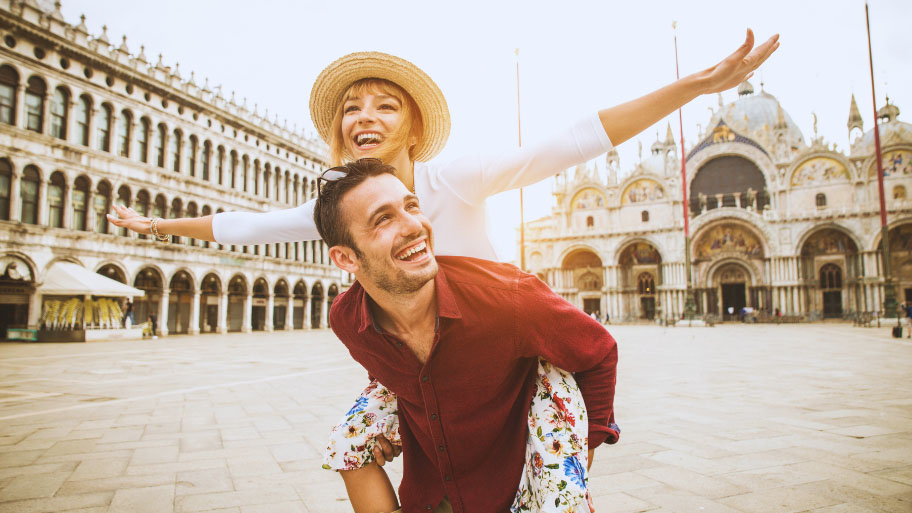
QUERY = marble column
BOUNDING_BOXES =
[242,293,252,333]
[217,292,228,334]
[320,296,328,329]
[36,179,46,226]
[285,296,294,331]
[188,289,201,335]
[8,169,20,222]
[158,290,170,336]
[14,84,25,130]
[303,295,312,329]
[265,294,274,332]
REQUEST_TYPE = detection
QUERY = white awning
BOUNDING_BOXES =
[38,263,145,297]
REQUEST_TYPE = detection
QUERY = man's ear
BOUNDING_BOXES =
[329,245,360,273]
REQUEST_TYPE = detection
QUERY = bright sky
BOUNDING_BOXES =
[63,0,911,262]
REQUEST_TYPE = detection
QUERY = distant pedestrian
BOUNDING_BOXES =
[902,302,912,339]
[123,300,134,328]
[605,311,610,325]
[148,312,157,338]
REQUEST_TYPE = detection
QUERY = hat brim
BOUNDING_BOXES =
[309,52,450,163]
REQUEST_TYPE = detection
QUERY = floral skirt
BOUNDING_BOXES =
[322,359,593,513]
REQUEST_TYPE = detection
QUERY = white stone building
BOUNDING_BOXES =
[0,1,348,339]
[523,81,912,322]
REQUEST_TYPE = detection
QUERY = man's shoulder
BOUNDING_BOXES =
[328,283,363,333]
[436,256,523,292]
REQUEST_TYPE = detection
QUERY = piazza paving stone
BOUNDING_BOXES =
[0,324,910,512]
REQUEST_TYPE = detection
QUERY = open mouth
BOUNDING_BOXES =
[354,132,384,149]
[396,240,428,262]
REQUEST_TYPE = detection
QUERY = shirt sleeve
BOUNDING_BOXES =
[211,199,320,245]
[513,273,619,448]
[435,113,613,206]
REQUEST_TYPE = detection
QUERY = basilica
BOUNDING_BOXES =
[523,81,912,322]
[0,2,346,340]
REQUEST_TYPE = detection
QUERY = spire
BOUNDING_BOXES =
[774,103,788,130]
[847,93,863,134]
[665,122,675,145]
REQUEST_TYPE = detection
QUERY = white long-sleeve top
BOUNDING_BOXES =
[212,113,613,261]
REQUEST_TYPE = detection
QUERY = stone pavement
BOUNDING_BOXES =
[0,324,910,513]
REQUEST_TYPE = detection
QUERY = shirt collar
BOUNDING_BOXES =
[355,262,462,334]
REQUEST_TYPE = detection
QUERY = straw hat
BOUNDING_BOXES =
[309,52,450,162]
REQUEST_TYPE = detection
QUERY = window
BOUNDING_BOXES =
[116,110,131,157]
[0,159,11,220]
[75,96,91,146]
[95,104,112,151]
[230,151,237,189]
[820,264,842,289]
[264,166,270,199]
[49,87,68,139]
[137,118,149,163]
[116,185,130,236]
[0,65,18,125]
[895,185,907,201]
[216,146,224,185]
[815,193,827,208]
[254,160,260,195]
[154,124,165,167]
[24,76,46,133]
[94,181,111,233]
[72,176,89,230]
[641,210,649,222]
[47,172,65,228]
[170,130,181,172]
[241,155,248,192]
[186,136,197,176]
[19,166,39,224]
[637,273,655,295]
[135,190,149,239]
[586,215,594,228]
[201,141,211,180]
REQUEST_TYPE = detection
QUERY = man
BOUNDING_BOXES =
[314,159,618,513]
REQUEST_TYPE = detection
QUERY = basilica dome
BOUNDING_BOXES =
[707,81,805,151]
[851,99,912,155]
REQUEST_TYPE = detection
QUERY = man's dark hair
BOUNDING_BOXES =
[313,158,398,252]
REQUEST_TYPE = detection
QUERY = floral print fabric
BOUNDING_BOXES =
[322,359,593,513]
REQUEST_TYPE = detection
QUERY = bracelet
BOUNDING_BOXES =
[149,218,171,243]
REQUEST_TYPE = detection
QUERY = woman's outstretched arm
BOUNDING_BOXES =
[107,204,216,241]
[599,29,779,146]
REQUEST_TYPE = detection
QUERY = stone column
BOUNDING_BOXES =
[714,193,724,209]
[14,84,25,130]
[265,293,274,332]
[158,290,170,336]
[217,292,228,334]
[242,292,252,332]
[64,99,75,143]
[61,180,72,229]
[303,295,312,329]
[188,289,200,335]
[35,178,46,225]
[285,295,293,330]
[39,92,50,135]
[734,192,742,208]
[8,168,20,222]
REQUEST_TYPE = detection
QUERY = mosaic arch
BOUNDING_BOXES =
[618,242,662,265]
[694,223,764,260]
[791,157,849,187]
[869,149,912,178]
[800,228,858,256]
[570,188,606,210]
[621,179,666,205]
[562,248,603,269]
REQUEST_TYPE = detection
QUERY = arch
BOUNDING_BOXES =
[292,279,308,329]
[75,95,92,146]
[227,273,248,332]
[24,75,46,132]
[199,272,222,333]
[133,266,164,331]
[616,239,663,265]
[561,248,603,269]
[47,171,66,228]
[311,281,324,328]
[273,279,290,330]
[95,262,127,284]
[692,221,766,261]
[49,86,69,139]
[690,155,768,214]
[20,165,40,224]
[636,272,655,295]
[795,223,863,258]
[790,155,850,187]
[0,64,19,125]
[186,135,198,176]
[868,149,912,179]
[201,140,211,180]
[94,180,112,234]
[170,128,182,172]
[251,277,270,331]
[167,269,195,335]
[621,179,666,204]
[153,123,166,167]
[136,116,150,163]
[569,187,606,211]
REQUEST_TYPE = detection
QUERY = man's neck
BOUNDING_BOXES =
[363,278,437,342]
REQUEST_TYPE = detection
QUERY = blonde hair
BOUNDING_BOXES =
[329,78,424,166]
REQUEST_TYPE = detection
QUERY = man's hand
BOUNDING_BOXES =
[372,435,401,467]
[696,29,780,95]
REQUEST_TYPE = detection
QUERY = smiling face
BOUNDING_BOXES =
[329,79,422,166]
[333,173,437,295]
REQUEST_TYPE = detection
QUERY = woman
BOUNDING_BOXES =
[109,30,779,513]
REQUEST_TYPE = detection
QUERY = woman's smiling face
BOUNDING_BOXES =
[341,91,408,161]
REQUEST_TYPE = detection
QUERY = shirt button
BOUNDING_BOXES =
[396,342,402,347]
[430,413,437,420]
[426,505,432,510]
[438,445,445,451]
[445,475,452,481]
[421,376,428,382]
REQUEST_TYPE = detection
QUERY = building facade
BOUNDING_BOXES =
[0,1,348,338]
[523,81,912,322]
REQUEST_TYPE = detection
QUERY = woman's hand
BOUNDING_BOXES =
[696,29,780,95]
[107,204,152,235]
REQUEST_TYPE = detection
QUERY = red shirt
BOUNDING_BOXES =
[329,257,618,513]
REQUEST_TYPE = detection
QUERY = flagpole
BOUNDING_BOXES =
[674,22,697,322]
[865,2,898,321]
[516,48,526,271]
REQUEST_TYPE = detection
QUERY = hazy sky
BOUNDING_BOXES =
[62,0,911,261]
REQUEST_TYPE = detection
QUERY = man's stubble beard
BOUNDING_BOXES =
[360,251,438,295]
